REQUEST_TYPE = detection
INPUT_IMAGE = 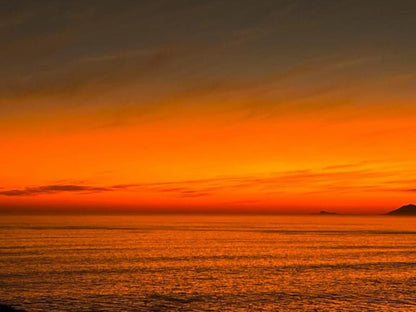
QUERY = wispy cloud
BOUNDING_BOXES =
[1,163,415,199]
[0,185,110,196]
[2,0,412,123]
[0,45,177,102]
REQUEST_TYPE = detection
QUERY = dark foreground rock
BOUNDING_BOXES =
[0,305,25,312]
[388,204,416,215]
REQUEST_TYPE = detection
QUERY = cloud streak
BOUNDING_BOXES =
[2,164,415,199]
[0,185,110,196]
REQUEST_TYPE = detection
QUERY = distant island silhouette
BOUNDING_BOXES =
[319,210,339,215]
[388,204,416,215]
[0,304,25,312]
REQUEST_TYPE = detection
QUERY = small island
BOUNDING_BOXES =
[387,204,416,215]
[319,210,339,215]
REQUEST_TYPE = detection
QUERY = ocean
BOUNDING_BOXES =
[1,214,415,311]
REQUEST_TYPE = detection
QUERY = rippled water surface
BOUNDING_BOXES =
[1,215,416,311]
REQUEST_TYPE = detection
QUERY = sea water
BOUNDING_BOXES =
[1,215,415,311]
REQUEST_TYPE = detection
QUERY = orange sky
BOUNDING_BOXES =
[1,105,416,214]
[1,1,415,213]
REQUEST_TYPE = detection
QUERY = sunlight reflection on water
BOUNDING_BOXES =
[1,215,416,311]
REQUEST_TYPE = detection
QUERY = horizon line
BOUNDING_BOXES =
[0,209,394,216]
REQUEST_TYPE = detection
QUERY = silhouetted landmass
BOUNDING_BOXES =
[0,305,25,312]
[319,210,338,215]
[388,204,416,215]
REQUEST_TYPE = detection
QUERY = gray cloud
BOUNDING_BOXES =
[1,0,415,120]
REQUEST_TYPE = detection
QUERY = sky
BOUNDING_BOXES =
[1,0,416,214]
